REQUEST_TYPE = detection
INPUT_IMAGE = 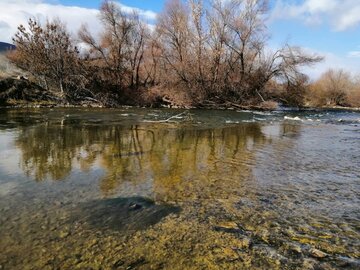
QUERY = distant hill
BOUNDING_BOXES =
[0,42,16,53]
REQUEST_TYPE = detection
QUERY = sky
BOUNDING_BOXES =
[0,0,359,79]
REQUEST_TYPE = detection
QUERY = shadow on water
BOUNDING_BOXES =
[73,197,181,232]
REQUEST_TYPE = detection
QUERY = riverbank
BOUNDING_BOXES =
[1,77,360,112]
[0,77,275,110]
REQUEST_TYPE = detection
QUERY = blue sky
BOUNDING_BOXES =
[0,0,359,78]
[55,0,164,12]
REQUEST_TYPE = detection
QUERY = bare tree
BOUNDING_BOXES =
[11,18,80,95]
[309,69,355,106]
[189,0,207,91]
[8,0,324,108]
[79,0,149,90]
[156,0,191,85]
[142,35,162,86]
[129,15,148,88]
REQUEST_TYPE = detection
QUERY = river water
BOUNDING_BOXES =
[0,108,359,269]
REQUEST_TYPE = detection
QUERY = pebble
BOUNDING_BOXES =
[113,259,124,267]
[302,258,317,269]
[59,231,70,238]
[288,243,302,254]
[216,221,239,230]
[54,201,63,206]
[317,262,336,270]
[239,237,251,249]
[129,203,142,211]
[309,248,327,258]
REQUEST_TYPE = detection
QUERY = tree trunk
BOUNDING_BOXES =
[59,79,64,96]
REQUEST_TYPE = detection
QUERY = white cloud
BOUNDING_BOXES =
[348,51,360,58]
[117,3,157,21]
[0,0,157,43]
[300,48,360,79]
[271,0,360,31]
[0,0,99,42]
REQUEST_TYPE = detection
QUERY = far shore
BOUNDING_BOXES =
[1,77,359,112]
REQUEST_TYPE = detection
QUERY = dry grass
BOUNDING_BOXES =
[307,69,360,108]
[347,87,360,107]
[0,54,23,79]
[258,100,278,110]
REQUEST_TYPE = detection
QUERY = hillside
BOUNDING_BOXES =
[0,42,16,53]
[0,53,23,79]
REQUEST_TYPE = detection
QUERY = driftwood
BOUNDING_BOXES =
[160,96,192,109]
[144,111,192,123]
[0,78,108,107]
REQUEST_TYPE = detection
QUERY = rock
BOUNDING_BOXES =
[54,201,63,206]
[287,243,302,254]
[239,237,252,249]
[253,245,287,264]
[302,258,317,269]
[309,248,327,258]
[16,75,28,80]
[256,229,270,243]
[126,257,146,269]
[216,221,239,230]
[113,259,124,268]
[243,224,255,231]
[213,221,243,234]
[317,262,336,270]
[129,203,142,211]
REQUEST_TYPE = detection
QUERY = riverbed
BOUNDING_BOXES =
[0,108,359,269]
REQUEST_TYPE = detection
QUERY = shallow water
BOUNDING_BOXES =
[0,108,359,269]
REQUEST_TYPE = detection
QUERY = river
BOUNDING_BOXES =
[0,108,359,269]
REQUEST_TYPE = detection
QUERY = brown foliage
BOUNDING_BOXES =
[8,0,324,107]
[154,0,322,105]
[79,0,149,90]
[9,18,82,95]
[307,69,360,107]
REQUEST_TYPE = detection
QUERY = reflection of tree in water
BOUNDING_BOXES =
[281,123,302,138]
[146,125,268,203]
[98,126,156,193]
[15,121,271,201]
[15,121,135,181]
[16,123,84,180]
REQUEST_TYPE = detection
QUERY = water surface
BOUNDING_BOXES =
[0,108,359,269]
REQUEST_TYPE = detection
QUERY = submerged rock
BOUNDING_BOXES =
[129,203,142,211]
[334,256,360,268]
[302,258,317,269]
[72,197,181,232]
[214,221,240,232]
[309,248,327,258]
[217,221,238,229]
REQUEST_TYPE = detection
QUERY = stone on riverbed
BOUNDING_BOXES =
[309,248,328,258]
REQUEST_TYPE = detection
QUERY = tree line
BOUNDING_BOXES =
[8,0,347,108]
